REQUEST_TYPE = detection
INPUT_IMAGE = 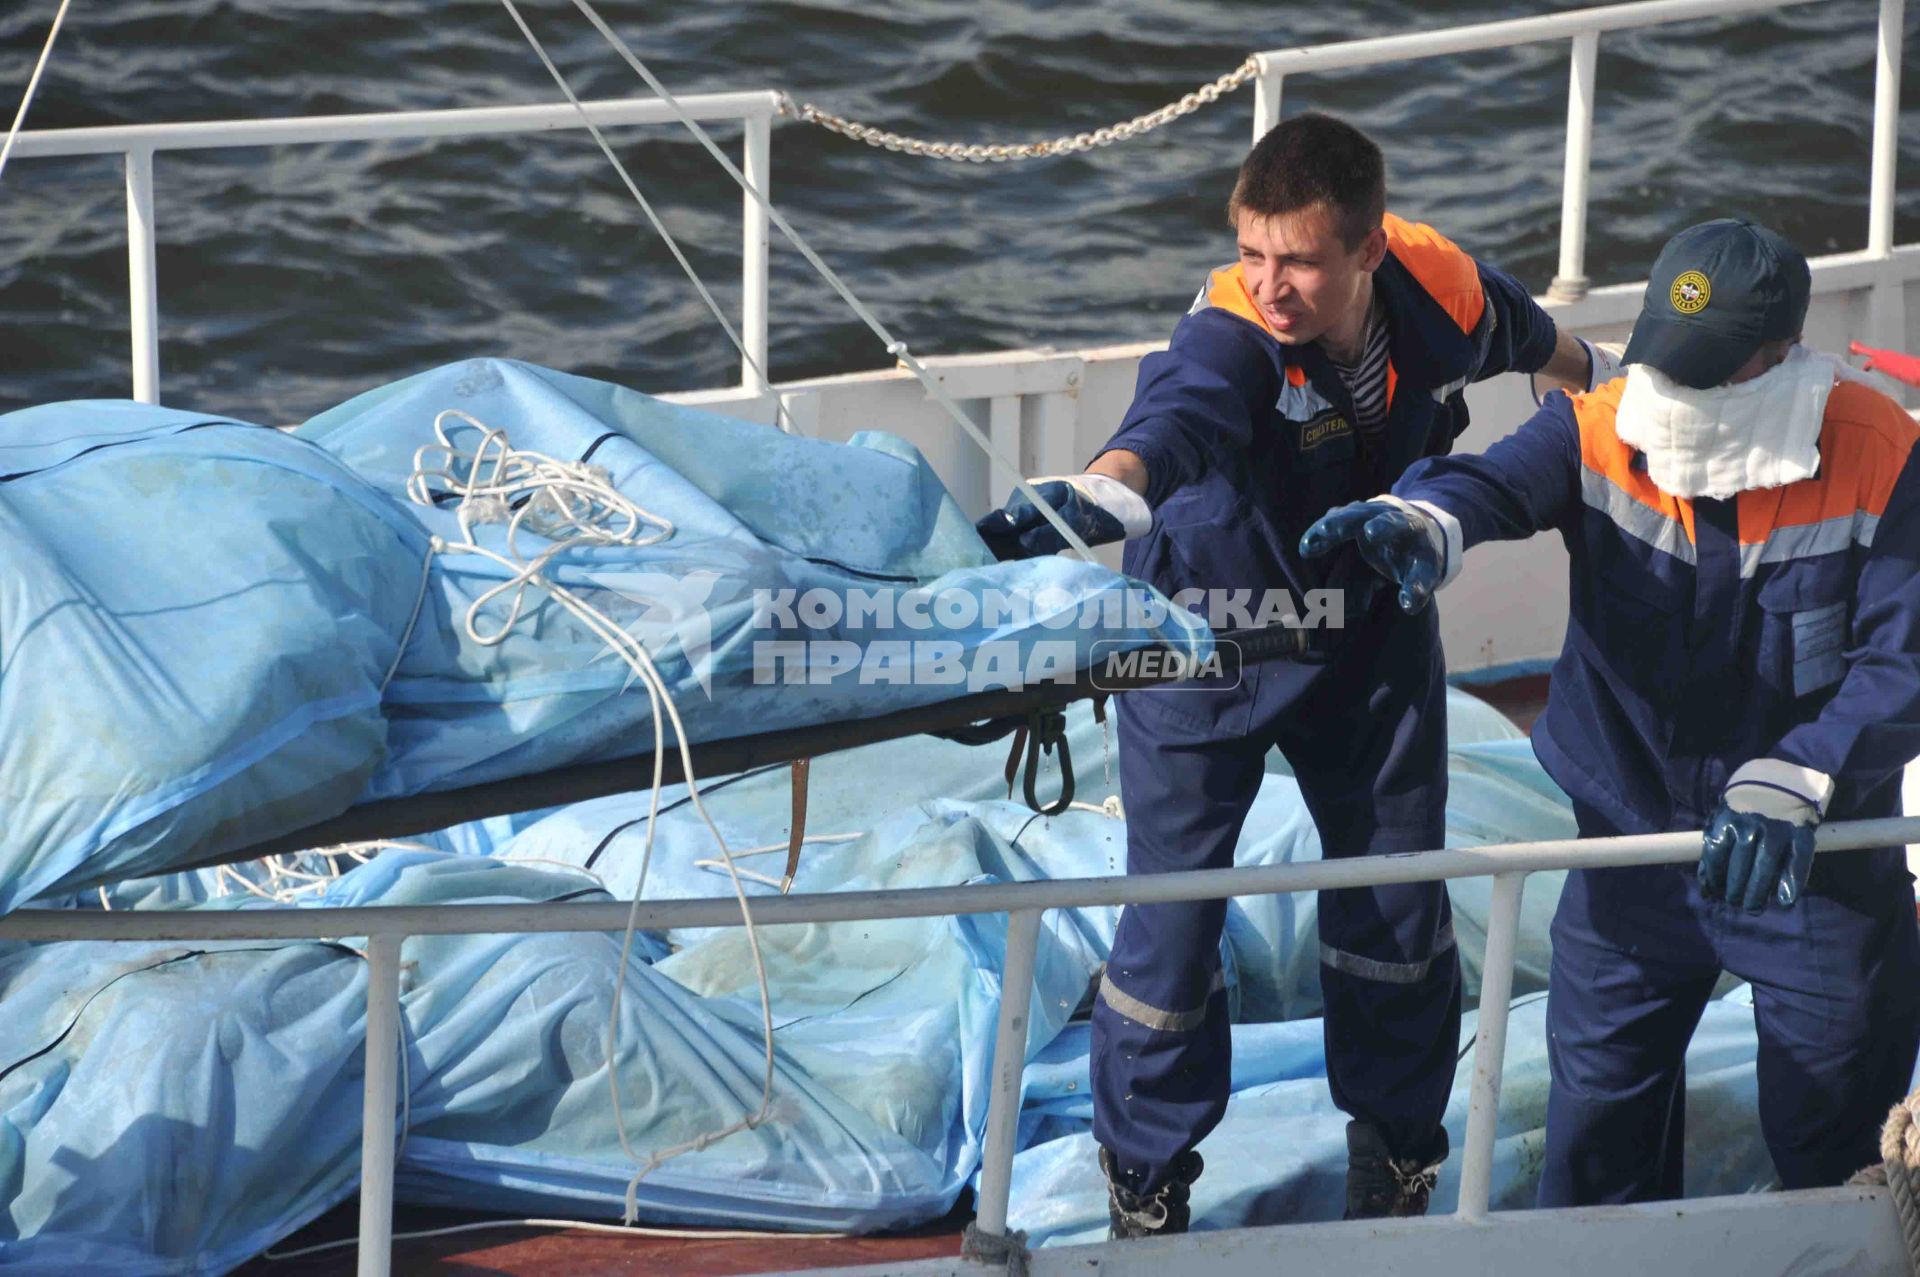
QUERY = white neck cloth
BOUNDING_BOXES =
[1613,343,1843,500]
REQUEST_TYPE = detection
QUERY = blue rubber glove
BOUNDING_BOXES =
[1699,802,1818,912]
[976,475,1143,561]
[1299,500,1443,614]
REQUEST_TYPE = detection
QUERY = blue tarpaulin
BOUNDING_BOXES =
[301,358,1204,799]
[0,359,1198,911]
[2,689,1769,1277]
[0,365,1811,1274]
[0,406,426,913]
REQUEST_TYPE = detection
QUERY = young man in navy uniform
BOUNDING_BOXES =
[1306,219,1920,1205]
[979,112,1604,1234]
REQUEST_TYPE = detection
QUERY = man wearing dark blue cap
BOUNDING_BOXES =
[1303,218,1920,1202]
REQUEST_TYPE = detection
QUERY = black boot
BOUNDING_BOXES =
[1344,1121,1447,1220]
[1099,1146,1204,1239]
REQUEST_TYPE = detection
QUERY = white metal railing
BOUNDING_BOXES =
[0,816,1914,1275]
[0,10,1911,1263]
[5,92,780,405]
[1252,0,1902,302]
[2,1,1907,406]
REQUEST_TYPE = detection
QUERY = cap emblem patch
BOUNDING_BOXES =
[1670,271,1711,314]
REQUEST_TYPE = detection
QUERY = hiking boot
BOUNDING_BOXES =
[1099,1146,1204,1239]
[1344,1120,1447,1219]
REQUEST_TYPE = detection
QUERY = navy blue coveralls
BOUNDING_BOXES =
[1089,216,1558,1191]
[1393,375,1920,1203]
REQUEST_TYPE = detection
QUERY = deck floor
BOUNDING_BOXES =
[234,1200,969,1277]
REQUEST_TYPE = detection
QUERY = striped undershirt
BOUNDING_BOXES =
[1328,300,1390,452]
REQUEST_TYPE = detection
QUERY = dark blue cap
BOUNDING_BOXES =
[1622,219,1811,389]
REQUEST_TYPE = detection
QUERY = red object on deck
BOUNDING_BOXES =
[1850,342,1920,387]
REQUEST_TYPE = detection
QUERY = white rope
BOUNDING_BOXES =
[406,407,676,646]
[382,545,437,695]
[200,843,411,906]
[499,854,610,888]
[262,1216,847,1260]
[708,833,867,860]
[406,408,778,1224]
[561,0,1096,561]
[691,833,863,888]
[781,57,1263,164]
[692,861,785,891]
[0,0,73,189]
[495,0,790,432]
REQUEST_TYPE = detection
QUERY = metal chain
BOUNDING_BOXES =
[779,55,1262,163]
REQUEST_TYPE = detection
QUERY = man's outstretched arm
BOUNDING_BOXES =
[1299,399,1583,608]
[977,313,1271,559]
[1475,261,1622,396]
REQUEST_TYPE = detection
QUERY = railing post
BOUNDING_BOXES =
[973,908,1043,1244]
[741,112,772,402]
[1457,871,1527,1221]
[988,395,1022,517]
[357,933,404,1277]
[1548,32,1599,302]
[1868,0,1907,367]
[1869,0,1904,259]
[1252,67,1282,142]
[125,147,160,404]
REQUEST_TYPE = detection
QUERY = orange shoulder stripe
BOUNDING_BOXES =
[1573,380,1696,545]
[1737,378,1919,543]
[1205,264,1274,337]
[1383,213,1485,337]
[1206,266,1313,389]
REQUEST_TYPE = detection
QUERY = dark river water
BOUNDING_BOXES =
[1,0,1915,422]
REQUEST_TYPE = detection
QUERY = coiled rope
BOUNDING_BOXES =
[407,407,781,1223]
[1853,1092,1920,1273]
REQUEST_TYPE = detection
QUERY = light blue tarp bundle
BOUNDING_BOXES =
[300,358,1206,799]
[0,360,1199,911]
[0,690,1789,1275]
[463,689,1571,1018]
[0,403,429,913]
[0,843,1075,1273]
[0,936,371,1275]
[309,848,1061,1232]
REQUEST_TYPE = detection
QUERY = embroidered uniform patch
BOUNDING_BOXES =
[1301,414,1353,451]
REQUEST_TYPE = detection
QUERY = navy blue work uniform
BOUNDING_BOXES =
[1392,375,1920,1202]
[1089,215,1559,1191]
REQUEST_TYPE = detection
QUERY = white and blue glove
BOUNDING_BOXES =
[976,474,1152,561]
[1699,760,1829,911]
[1299,497,1454,614]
